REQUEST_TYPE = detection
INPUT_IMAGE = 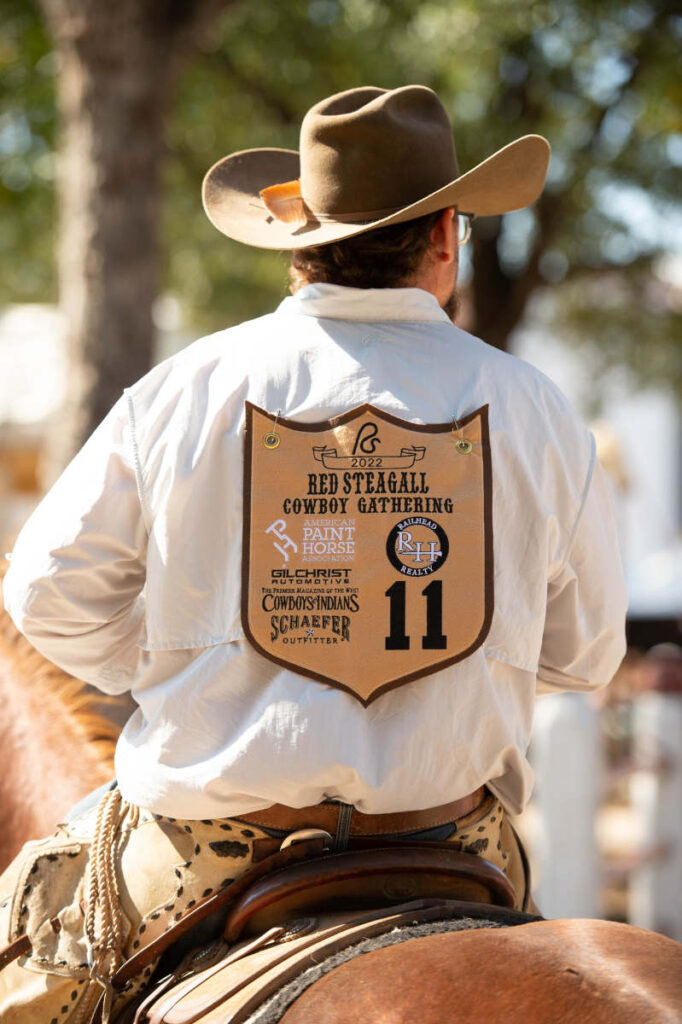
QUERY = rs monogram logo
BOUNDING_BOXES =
[352,421,381,455]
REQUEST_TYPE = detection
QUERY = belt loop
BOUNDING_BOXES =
[331,802,354,852]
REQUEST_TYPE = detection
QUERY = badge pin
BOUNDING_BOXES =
[451,414,473,455]
[263,409,282,450]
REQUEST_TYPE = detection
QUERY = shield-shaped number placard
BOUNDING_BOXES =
[242,402,493,705]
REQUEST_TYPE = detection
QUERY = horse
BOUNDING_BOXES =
[1,566,681,1022]
[0,558,119,870]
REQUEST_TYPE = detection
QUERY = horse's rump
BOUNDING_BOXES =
[281,917,682,1024]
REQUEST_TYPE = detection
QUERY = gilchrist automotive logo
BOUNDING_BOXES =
[386,517,449,577]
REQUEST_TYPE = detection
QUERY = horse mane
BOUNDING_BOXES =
[0,557,119,768]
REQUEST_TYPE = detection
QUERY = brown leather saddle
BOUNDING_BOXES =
[110,839,539,1024]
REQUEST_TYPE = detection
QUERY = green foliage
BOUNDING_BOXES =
[2,0,682,391]
[0,0,55,302]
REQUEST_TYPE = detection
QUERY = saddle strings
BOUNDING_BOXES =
[74,787,129,1024]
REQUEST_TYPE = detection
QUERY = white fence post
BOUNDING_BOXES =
[629,690,682,940]
[531,692,602,918]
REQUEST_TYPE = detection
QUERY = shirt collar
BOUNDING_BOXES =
[277,283,452,324]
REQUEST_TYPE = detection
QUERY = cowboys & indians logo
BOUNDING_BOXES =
[386,517,449,577]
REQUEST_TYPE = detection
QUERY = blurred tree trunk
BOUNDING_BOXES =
[39,0,232,480]
[469,194,559,352]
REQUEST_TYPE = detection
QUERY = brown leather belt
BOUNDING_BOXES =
[233,787,486,837]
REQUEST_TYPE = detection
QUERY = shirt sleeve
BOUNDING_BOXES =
[2,393,148,694]
[536,439,628,695]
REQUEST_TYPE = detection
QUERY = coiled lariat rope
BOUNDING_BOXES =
[73,787,129,1024]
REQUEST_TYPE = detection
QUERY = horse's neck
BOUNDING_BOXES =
[0,616,118,870]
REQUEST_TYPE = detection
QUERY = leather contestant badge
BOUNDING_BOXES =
[242,402,493,705]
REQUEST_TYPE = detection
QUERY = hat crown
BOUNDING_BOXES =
[299,86,459,218]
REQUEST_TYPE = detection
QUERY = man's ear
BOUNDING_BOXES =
[429,207,456,263]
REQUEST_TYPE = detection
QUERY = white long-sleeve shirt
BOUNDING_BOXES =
[2,284,627,818]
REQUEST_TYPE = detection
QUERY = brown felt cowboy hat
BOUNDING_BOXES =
[202,85,550,250]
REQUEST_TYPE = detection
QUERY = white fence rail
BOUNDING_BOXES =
[528,686,682,940]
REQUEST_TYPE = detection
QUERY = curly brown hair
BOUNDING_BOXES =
[289,209,445,293]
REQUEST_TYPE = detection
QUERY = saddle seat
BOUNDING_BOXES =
[224,843,516,940]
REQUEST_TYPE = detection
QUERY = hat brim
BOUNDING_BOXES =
[202,134,551,250]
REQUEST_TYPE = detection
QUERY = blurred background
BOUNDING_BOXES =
[1,0,681,935]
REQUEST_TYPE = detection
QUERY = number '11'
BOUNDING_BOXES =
[385,580,447,651]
